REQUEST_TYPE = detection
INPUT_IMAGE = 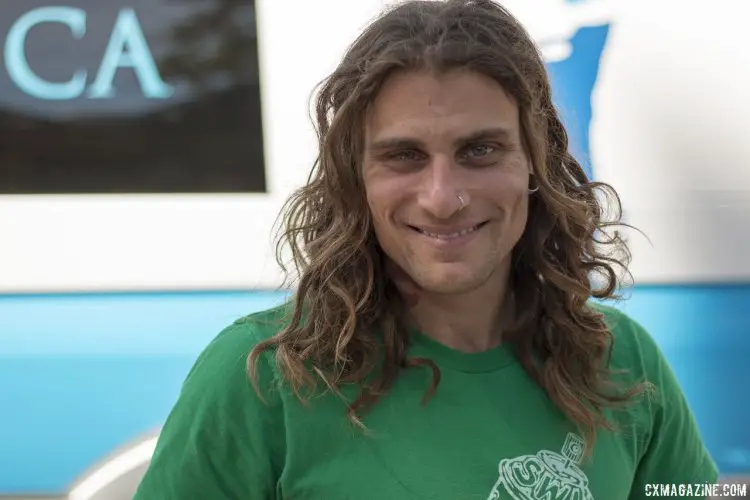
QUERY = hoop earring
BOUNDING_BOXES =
[528,174,539,194]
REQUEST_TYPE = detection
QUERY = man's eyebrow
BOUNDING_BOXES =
[460,127,514,144]
[366,127,515,152]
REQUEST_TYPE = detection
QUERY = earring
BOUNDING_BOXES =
[528,174,539,194]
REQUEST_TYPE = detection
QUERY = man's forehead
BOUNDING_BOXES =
[364,71,520,137]
[372,69,515,105]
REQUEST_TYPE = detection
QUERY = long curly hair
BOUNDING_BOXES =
[249,0,648,453]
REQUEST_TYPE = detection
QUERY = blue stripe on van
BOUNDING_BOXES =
[0,286,747,492]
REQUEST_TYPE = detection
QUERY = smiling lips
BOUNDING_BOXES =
[410,221,488,240]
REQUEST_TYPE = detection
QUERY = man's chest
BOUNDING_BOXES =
[276,373,642,499]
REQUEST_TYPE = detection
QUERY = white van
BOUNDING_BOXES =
[0,0,747,498]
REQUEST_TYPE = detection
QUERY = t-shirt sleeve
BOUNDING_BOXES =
[133,319,284,500]
[622,313,720,499]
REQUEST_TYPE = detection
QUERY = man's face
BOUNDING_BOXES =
[362,69,532,295]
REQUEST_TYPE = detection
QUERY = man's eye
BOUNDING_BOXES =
[467,144,496,157]
[389,150,422,162]
[458,143,506,166]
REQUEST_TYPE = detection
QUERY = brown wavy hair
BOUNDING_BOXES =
[249,0,648,454]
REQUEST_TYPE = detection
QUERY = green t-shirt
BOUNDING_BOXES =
[133,303,718,499]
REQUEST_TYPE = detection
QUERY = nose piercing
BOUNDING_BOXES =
[456,192,467,211]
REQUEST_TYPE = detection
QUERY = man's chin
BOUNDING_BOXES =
[412,265,488,295]
[419,282,476,295]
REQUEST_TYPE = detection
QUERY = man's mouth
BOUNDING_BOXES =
[409,221,489,240]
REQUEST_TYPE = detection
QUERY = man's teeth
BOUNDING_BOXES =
[417,224,481,239]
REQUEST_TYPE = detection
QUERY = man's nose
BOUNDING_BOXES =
[415,156,466,219]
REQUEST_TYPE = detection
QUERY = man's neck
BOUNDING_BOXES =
[403,267,512,353]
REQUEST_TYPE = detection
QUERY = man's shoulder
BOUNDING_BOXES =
[182,301,295,392]
[589,305,719,486]
[589,302,664,373]
[590,301,645,341]
[133,304,292,499]
[229,300,295,343]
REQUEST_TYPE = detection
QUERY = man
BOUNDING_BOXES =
[134,0,718,498]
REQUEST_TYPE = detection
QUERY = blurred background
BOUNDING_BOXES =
[0,0,747,498]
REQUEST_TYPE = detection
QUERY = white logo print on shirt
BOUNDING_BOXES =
[486,433,594,500]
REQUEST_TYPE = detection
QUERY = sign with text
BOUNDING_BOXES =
[0,0,266,194]
[5,7,172,101]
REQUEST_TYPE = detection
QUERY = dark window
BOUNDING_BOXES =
[0,0,266,194]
